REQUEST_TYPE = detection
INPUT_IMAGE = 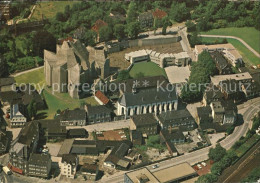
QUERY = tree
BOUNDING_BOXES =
[99,26,113,42]
[208,144,227,162]
[186,20,196,32]
[189,31,201,47]
[113,24,126,41]
[82,30,96,47]
[126,2,138,24]
[211,162,223,176]
[117,70,130,81]
[196,173,218,183]
[134,72,145,79]
[170,2,190,22]
[127,21,141,39]
[32,30,56,58]
[56,12,66,22]
[27,99,37,120]
[253,2,260,30]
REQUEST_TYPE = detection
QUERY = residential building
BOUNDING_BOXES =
[80,164,99,181]
[0,130,8,155]
[194,44,243,66]
[85,105,112,123]
[94,90,110,105]
[67,128,88,138]
[210,51,233,75]
[60,154,79,179]
[210,101,225,123]
[9,122,39,175]
[125,162,198,183]
[196,106,213,124]
[157,109,196,131]
[10,104,27,128]
[130,114,158,136]
[219,79,245,102]
[160,128,186,144]
[202,86,224,106]
[0,1,11,24]
[27,153,52,179]
[130,130,143,146]
[211,72,253,86]
[37,119,67,140]
[138,12,153,28]
[60,109,86,126]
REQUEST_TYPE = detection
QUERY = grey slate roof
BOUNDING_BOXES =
[119,87,177,107]
[131,114,158,127]
[60,109,86,121]
[61,154,77,164]
[85,105,112,115]
[157,109,194,125]
[29,153,51,165]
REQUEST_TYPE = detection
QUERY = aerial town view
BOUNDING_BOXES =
[0,0,260,183]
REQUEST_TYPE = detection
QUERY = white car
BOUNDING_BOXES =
[197,164,202,169]
[152,164,159,169]
[201,162,207,167]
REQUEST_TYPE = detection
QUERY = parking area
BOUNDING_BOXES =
[208,133,226,145]
[193,160,213,176]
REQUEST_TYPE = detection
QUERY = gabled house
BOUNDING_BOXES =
[60,109,86,126]
[94,90,110,106]
[210,51,233,75]
[85,105,112,124]
[60,154,79,179]
[10,104,27,128]
[130,114,158,136]
[203,86,224,106]
[80,164,99,181]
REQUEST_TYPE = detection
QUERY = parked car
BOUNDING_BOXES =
[152,164,159,169]
[3,166,12,175]
[201,162,207,167]
[197,164,202,169]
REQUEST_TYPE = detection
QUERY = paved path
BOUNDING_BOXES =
[11,66,43,77]
[100,97,260,183]
[200,35,260,58]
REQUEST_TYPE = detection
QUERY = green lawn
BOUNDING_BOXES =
[201,37,260,66]
[15,67,45,90]
[129,62,167,79]
[15,67,99,119]
[31,1,80,21]
[40,89,98,119]
[202,27,260,54]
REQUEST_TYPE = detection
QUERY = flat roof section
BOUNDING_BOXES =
[125,167,160,183]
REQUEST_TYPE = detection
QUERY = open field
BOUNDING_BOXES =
[40,89,98,119]
[15,67,45,90]
[202,27,260,54]
[129,62,167,78]
[31,1,80,20]
[108,42,183,72]
[201,37,260,66]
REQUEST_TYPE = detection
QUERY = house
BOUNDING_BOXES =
[203,86,224,106]
[80,164,99,181]
[157,109,196,131]
[10,104,27,128]
[194,44,243,66]
[60,154,79,179]
[160,128,186,145]
[9,122,39,175]
[211,72,253,86]
[222,100,237,124]
[138,12,153,28]
[0,130,8,155]
[104,142,131,169]
[196,106,213,124]
[67,128,88,138]
[219,79,245,102]
[37,119,67,140]
[60,109,86,126]
[94,90,110,105]
[210,51,233,75]
[130,114,158,136]
[130,130,143,146]
[164,139,178,156]
[85,105,112,124]
[27,153,52,179]
[210,101,225,123]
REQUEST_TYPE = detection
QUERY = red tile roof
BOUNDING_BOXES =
[95,90,109,105]
[91,19,108,33]
[152,9,167,19]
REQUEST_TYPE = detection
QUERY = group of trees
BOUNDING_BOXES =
[196,144,238,183]
[181,51,217,103]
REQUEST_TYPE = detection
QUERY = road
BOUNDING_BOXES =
[200,35,260,58]
[100,97,260,183]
